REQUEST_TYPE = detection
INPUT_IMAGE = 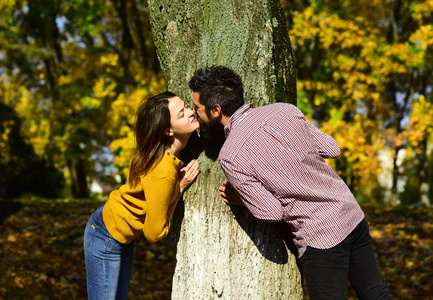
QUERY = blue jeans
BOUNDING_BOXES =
[84,205,134,300]
[300,219,393,300]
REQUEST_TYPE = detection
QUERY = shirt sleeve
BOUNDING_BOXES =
[284,104,340,159]
[142,177,181,243]
[302,116,341,159]
[220,158,284,222]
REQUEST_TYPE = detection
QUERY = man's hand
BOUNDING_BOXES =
[179,160,200,193]
[218,181,244,206]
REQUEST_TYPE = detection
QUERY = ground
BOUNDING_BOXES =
[0,197,432,299]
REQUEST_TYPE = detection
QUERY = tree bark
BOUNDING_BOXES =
[149,0,301,298]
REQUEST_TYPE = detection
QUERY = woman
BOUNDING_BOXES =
[84,92,200,300]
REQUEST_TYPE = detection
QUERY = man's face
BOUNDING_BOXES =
[192,91,223,139]
[192,92,211,124]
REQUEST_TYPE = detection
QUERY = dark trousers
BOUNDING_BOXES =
[299,219,394,300]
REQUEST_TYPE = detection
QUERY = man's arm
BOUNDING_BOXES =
[287,103,340,158]
[219,158,284,222]
[304,118,340,158]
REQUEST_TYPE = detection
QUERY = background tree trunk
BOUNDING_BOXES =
[149,0,302,298]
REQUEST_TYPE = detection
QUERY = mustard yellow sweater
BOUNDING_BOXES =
[103,151,183,244]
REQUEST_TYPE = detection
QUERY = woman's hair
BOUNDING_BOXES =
[128,92,176,188]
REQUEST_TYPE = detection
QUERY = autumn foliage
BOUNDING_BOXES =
[1,0,432,205]
[283,0,433,205]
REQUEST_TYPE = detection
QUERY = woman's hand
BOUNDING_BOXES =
[219,181,244,206]
[179,160,200,193]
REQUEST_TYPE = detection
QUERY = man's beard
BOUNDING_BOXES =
[199,117,222,139]
[199,117,226,160]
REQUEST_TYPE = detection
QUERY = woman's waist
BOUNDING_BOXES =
[102,200,145,244]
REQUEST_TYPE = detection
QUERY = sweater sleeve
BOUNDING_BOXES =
[166,193,181,219]
[142,177,180,243]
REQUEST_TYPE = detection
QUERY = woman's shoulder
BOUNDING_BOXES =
[141,154,178,184]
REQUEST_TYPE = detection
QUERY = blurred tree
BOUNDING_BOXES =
[0,0,162,198]
[0,102,64,198]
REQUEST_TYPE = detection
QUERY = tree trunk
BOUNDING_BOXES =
[418,74,431,206]
[149,0,302,298]
[418,135,430,206]
[115,0,134,98]
[74,158,89,198]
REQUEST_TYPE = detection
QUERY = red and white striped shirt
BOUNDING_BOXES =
[219,103,364,257]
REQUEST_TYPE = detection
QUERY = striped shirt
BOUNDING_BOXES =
[218,103,364,257]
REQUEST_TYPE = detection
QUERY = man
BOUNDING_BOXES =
[189,65,393,300]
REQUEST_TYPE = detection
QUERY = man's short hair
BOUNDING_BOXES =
[189,65,244,116]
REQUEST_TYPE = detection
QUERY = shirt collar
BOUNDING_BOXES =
[224,104,253,138]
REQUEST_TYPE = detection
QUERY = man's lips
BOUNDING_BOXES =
[191,116,198,123]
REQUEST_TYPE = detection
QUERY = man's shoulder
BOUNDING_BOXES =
[219,103,300,162]
[257,102,299,113]
[218,106,267,162]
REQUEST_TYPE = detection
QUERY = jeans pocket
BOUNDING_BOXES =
[302,244,348,267]
[319,241,351,266]
[103,237,120,256]
[84,217,97,249]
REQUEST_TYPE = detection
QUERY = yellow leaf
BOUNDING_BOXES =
[14,276,23,288]
[7,234,17,242]
[146,250,155,260]
[370,230,382,239]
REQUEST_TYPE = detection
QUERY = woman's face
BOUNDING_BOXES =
[167,96,199,138]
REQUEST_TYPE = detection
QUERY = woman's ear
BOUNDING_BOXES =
[165,128,174,136]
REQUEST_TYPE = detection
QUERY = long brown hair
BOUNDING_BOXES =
[128,92,176,188]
